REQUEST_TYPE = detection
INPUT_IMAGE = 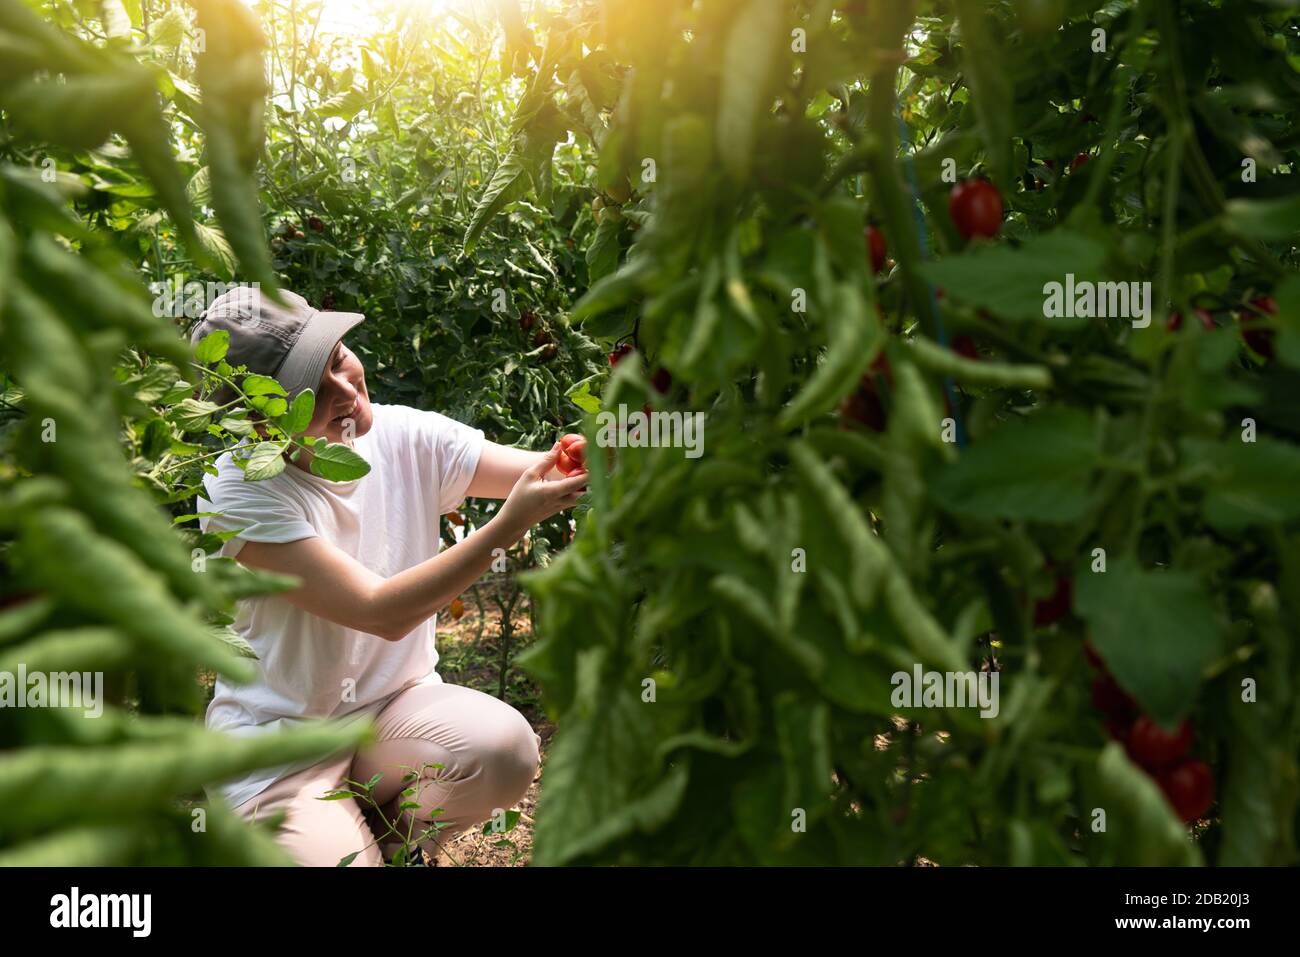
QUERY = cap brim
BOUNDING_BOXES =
[275,309,368,401]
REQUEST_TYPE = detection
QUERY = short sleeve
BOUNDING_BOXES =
[198,458,318,559]
[399,406,486,514]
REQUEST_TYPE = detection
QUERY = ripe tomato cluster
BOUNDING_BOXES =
[1164,296,1278,359]
[556,433,587,477]
[1085,643,1215,823]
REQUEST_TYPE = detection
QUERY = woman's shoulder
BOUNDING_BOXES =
[202,445,297,505]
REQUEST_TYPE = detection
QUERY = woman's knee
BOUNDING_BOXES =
[478,709,540,805]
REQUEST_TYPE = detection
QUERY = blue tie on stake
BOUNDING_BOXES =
[896,112,967,449]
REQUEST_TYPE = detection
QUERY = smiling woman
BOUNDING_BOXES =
[181,280,588,865]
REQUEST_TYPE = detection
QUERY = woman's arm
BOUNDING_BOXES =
[464,438,568,499]
[235,445,586,641]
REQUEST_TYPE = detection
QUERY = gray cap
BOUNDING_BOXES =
[189,286,366,401]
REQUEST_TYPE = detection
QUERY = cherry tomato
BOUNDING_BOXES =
[949,179,1004,240]
[308,216,325,232]
[1157,760,1215,823]
[1070,152,1090,172]
[1167,308,1215,332]
[532,328,553,348]
[866,225,888,274]
[1126,715,1194,770]
[609,343,634,367]
[650,367,673,393]
[449,597,465,621]
[519,310,538,332]
[1238,296,1277,358]
[1033,575,1072,626]
[839,376,887,432]
[951,334,979,361]
[539,343,558,362]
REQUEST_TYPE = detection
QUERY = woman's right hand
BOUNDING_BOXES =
[494,443,588,541]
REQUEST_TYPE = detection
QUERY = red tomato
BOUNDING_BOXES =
[609,343,634,367]
[556,449,577,475]
[449,597,465,621]
[559,434,586,468]
[1070,152,1090,172]
[1157,760,1215,823]
[1033,575,1072,626]
[839,377,887,432]
[1167,308,1215,332]
[1238,296,1277,358]
[519,310,538,332]
[1126,716,1194,770]
[949,179,1003,240]
[951,334,979,361]
[866,225,888,274]
[650,367,673,393]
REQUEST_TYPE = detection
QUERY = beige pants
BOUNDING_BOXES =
[234,681,541,866]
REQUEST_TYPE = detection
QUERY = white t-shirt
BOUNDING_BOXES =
[197,403,485,809]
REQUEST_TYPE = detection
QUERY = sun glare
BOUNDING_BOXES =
[315,0,456,36]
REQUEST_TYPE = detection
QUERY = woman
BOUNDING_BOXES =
[192,286,587,866]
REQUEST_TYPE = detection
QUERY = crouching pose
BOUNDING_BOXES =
[193,286,587,866]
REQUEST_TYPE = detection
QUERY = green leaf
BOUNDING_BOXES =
[194,329,230,364]
[918,230,1107,327]
[1181,436,1300,531]
[243,442,287,481]
[1074,556,1223,724]
[219,415,256,436]
[1093,743,1201,865]
[308,443,371,481]
[1224,192,1300,241]
[318,86,369,121]
[278,389,315,436]
[717,0,784,181]
[930,408,1100,521]
[585,214,621,282]
[3,71,155,150]
[193,221,237,279]
[531,676,689,866]
[242,374,287,397]
[463,147,530,254]
[566,378,602,415]
[171,397,220,432]
[953,0,1015,190]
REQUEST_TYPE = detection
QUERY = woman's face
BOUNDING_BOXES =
[305,340,373,443]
